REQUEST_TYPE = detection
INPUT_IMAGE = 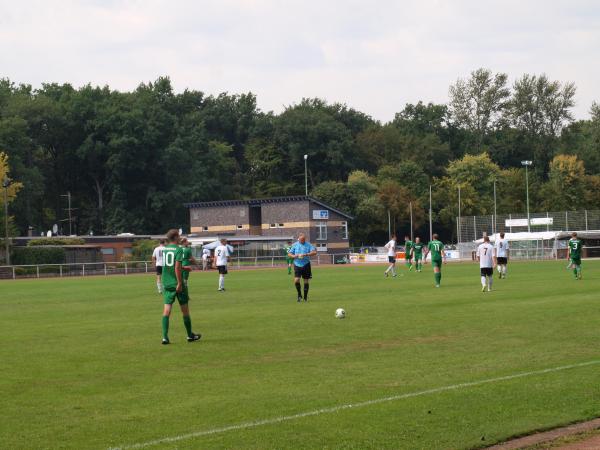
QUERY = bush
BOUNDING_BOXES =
[12,247,66,265]
[132,239,159,261]
[28,238,85,246]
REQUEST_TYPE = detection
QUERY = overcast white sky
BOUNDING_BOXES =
[1,0,599,121]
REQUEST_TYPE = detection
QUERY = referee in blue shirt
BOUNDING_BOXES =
[287,233,317,302]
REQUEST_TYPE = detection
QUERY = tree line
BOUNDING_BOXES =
[1,68,599,244]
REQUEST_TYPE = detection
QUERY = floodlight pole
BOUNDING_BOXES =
[493,180,497,236]
[304,154,308,196]
[521,161,532,233]
[457,186,461,244]
[3,177,10,265]
[429,185,433,241]
[409,201,413,241]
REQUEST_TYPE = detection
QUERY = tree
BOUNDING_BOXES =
[510,74,576,174]
[0,152,24,241]
[448,68,510,151]
[542,155,586,211]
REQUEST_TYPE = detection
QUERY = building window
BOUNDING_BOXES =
[101,248,115,255]
[192,211,200,220]
[316,221,327,240]
[341,221,348,239]
[278,223,284,228]
[269,223,277,228]
[237,224,243,229]
[123,248,133,255]
[203,226,208,231]
[316,243,328,252]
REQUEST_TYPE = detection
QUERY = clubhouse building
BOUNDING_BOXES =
[184,196,353,254]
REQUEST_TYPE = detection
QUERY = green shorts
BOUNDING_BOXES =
[570,257,581,266]
[431,258,442,269]
[163,287,189,305]
[286,257,294,265]
[413,255,422,262]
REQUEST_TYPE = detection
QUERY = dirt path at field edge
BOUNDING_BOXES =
[486,418,600,449]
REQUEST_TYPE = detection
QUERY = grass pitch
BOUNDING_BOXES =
[2,261,600,449]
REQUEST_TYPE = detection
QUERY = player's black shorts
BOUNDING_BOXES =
[155,265,163,275]
[217,265,228,275]
[480,267,493,276]
[497,257,507,264]
[388,256,396,263]
[294,263,312,280]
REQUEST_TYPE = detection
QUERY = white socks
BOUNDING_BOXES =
[157,282,163,293]
[219,275,225,290]
[481,276,492,290]
[385,264,396,276]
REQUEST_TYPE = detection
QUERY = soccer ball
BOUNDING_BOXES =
[335,308,346,319]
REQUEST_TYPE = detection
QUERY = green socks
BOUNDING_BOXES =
[288,266,292,274]
[434,272,441,285]
[162,316,169,340]
[183,315,193,337]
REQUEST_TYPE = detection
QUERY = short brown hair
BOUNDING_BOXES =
[484,235,490,242]
[572,232,578,237]
[432,233,439,240]
[500,232,505,238]
[166,229,180,243]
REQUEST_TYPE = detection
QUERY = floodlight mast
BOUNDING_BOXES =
[521,160,533,232]
[304,154,308,196]
[3,177,10,265]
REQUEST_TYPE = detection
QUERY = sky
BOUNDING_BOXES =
[1,0,599,122]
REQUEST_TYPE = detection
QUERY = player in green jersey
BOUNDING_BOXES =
[404,235,413,271]
[567,232,583,280]
[411,237,425,272]
[160,229,201,345]
[426,233,446,287]
[180,237,196,287]
[284,241,293,275]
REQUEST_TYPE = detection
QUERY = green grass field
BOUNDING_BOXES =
[2,261,600,450]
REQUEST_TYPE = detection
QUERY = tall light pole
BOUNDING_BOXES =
[429,185,433,241]
[493,180,497,236]
[304,154,308,196]
[457,185,461,244]
[521,160,533,233]
[3,177,10,265]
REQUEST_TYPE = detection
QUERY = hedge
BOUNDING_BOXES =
[27,237,86,246]
[12,247,66,265]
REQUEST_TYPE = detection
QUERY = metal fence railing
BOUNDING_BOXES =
[0,254,354,280]
[457,209,600,243]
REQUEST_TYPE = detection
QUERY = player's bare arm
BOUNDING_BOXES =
[175,260,182,293]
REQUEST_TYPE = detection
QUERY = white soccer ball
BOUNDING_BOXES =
[335,308,346,319]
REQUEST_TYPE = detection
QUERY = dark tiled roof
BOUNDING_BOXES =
[184,196,353,220]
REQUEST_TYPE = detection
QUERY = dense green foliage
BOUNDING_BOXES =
[11,246,65,264]
[2,262,600,448]
[131,239,159,261]
[27,237,85,246]
[1,69,599,243]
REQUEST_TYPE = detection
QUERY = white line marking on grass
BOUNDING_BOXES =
[109,359,600,450]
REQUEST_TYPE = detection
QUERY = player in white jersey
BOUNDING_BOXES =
[201,247,210,271]
[494,232,509,279]
[213,238,233,291]
[476,235,495,292]
[151,239,166,293]
[383,234,398,278]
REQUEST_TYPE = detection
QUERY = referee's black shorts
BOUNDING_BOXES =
[294,263,312,280]
[497,257,507,264]
[480,267,493,276]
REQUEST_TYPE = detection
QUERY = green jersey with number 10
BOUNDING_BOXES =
[161,244,183,290]
[428,240,444,261]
